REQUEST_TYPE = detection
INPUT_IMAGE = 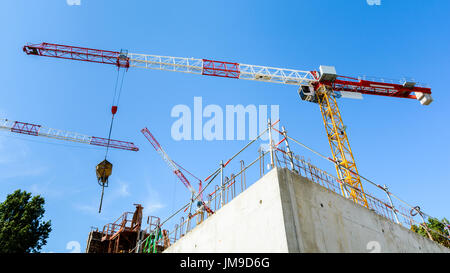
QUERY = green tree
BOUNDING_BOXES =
[411,217,450,248]
[0,190,52,253]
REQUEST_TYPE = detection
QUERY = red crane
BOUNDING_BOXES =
[22,42,432,103]
[141,127,197,195]
[141,127,212,214]
[0,118,138,151]
[23,42,433,208]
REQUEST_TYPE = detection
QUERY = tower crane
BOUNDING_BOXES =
[141,127,197,196]
[23,42,433,208]
[1,117,138,213]
[141,127,213,214]
[0,118,139,151]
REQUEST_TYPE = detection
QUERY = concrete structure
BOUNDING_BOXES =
[164,168,449,253]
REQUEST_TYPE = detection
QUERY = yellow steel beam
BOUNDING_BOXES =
[317,86,368,207]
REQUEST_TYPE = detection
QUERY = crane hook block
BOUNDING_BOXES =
[111,106,118,115]
[96,159,113,184]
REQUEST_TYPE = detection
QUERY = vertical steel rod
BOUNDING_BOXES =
[220,160,224,207]
[268,119,274,169]
[281,126,296,172]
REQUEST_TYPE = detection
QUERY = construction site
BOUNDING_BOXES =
[1,1,449,256]
[8,41,447,253]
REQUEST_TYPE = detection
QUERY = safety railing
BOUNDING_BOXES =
[101,211,136,240]
[356,75,429,88]
[274,150,414,226]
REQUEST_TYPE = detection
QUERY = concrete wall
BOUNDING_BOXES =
[164,168,449,253]
[277,168,449,253]
[164,169,290,252]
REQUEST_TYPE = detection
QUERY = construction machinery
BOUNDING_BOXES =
[23,42,433,208]
[0,118,139,151]
[0,117,139,213]
[141,127,213,215]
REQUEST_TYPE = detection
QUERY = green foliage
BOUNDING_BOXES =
[0,190,52,253]
[411,217,450,248]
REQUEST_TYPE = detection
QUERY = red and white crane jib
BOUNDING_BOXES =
[130,54,433,104]
[128,53,316,86]
[23,43,130,68]
[23,42,433,104]
[140,127,197,197]
[0,118,139,151]
[316,72,433,104]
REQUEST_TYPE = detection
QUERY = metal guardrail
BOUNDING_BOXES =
[101,211,135,240]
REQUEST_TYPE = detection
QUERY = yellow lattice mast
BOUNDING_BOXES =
[317,87,368,207]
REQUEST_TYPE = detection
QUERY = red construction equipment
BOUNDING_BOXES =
[86,204,145,253]
[0,118,138,151]
[23,42,130,68]
[24,42,433,208]
[141,127,198,196]
[141,127,213,214]
[23,42,432,103]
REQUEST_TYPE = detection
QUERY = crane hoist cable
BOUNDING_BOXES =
[104,67,126,158]
[98,58,128,213]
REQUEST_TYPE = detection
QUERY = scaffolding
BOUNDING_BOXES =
[86,204,148,253]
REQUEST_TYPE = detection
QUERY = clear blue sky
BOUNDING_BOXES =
[0,0,449,252]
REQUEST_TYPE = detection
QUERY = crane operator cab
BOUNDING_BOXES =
[298,85,318,103]
[299,66,337,104]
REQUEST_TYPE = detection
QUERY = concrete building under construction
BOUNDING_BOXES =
[85,150,450,253]
[85,119,450,253]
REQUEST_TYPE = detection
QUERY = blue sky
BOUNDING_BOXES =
[0,0,449,252]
